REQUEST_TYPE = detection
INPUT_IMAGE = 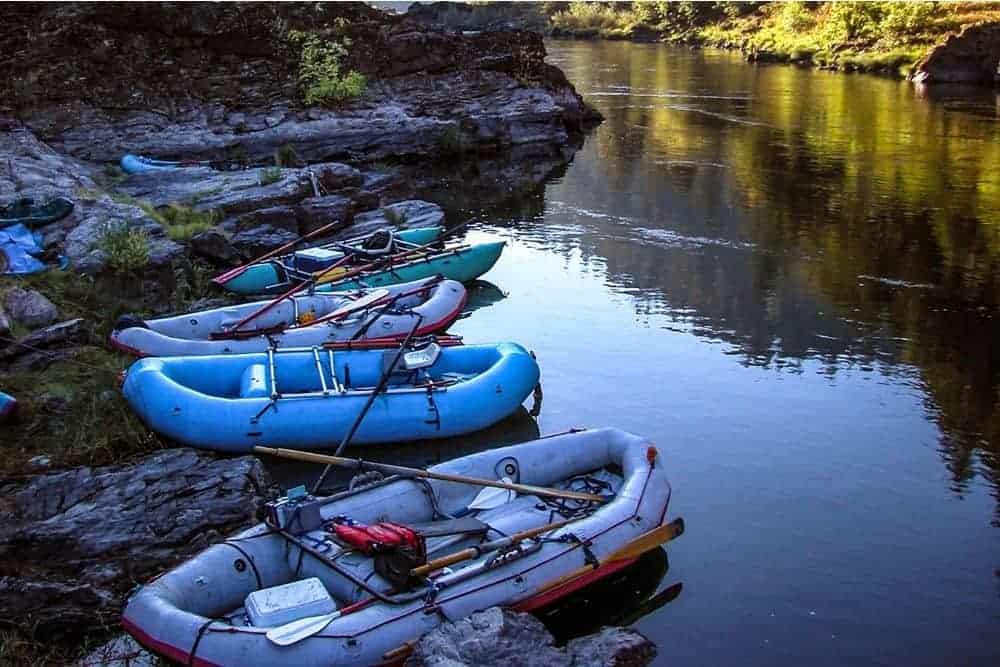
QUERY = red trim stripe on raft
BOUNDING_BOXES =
[107,288,465,358]
[121,617,223,667]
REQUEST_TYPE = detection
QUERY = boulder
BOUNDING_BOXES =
[405,607,656,667]
[312,162,364,192]
[351,200,446,238]
[0,449,271,637]
[2,286,59,329]
[190,227,241,264]
[912,22,1000,85]
[231,224,299,255]
[62,196,184,273]
[296,194,354,234]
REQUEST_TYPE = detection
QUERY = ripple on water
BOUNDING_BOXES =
[634,227,757,251]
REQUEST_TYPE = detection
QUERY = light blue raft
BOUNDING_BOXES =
[0,391,16,422]
[121,343,539,453]
[120,154,192,174]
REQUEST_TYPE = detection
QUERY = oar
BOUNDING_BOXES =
[254,447,609,504]
[210,279,313,338]
[213,219,347,285]
[266,610,342,646]
[410,518,576,577]
[531,518,686,596]
[312,220,474,287]
[307,314,426,493]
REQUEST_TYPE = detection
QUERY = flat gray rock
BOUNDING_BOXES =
[0,449,270,636]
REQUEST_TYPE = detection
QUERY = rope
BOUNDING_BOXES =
[540,475,612,519]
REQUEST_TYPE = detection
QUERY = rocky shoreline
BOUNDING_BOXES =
[0,2,616,662]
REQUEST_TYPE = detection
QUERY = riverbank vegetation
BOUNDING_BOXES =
[418,2,1000,77]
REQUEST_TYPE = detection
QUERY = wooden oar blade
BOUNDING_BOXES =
[606,518,685,563]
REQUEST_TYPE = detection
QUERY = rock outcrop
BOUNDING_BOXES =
[405,607,657,667]
[5,3,599,166]
[0,449,270,637]
[911,22,1000,85]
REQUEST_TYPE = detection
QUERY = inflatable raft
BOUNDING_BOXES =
[109,278,466,357]
[0,391,16,422]
[121,428,683,666]
[120,342,540,452]
[217,227,444,295]
[120,154,198,174]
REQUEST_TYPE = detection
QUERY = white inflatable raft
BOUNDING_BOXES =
[121,428,682,666]
[110,278,466,357]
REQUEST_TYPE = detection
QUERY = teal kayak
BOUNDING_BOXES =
[0,197,74,229]
[319,241,506,292]
[220,226,445,294]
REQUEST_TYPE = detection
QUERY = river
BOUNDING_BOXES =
[428,41,998,666]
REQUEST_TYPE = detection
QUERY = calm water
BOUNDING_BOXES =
[433,42,999,666]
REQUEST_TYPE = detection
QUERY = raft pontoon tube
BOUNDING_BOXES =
[122,428,681,666]
[120,342,540,452]
[110,278,467,357]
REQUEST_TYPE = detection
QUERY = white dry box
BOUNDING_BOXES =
[245,577,337,627]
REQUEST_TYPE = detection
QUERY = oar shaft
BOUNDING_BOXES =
[313,219,473,286]
[254,447,607,503]
[309,315,425,493]
[214,220,345,285]
[411,518,575,576]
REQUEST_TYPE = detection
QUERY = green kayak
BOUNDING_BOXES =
[316,240,506,292]
[0,197,74,229]
[219,226,445,294]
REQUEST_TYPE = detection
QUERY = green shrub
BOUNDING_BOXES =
[289,30,366,106]
[157,204,217,241]
[99,223,150,273]
[259,166,283,186]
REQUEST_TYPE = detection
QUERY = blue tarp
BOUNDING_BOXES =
[0,223,46,274]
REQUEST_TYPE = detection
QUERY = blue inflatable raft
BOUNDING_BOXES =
[0,391,16,422]
[119,154,205,175]
[121,342,539,452]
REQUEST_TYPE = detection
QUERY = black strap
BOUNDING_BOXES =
[188,617,217,667]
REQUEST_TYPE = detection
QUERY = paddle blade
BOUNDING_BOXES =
[468,477,515,510]
[265,610,342,646]
[607,518,685,563]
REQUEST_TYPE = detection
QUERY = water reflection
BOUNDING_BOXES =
[537,547,681,643]
[467,41,999,511]
[464,280,508,313]
[264,406,540,491]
